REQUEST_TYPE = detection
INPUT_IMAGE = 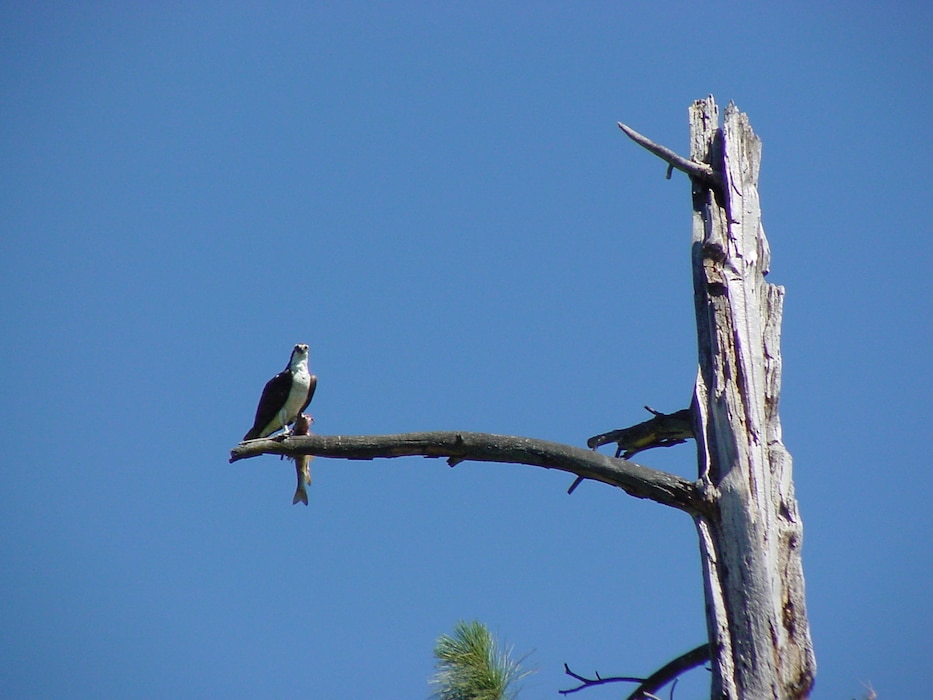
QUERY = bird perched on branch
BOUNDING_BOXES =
[243,343,317,441]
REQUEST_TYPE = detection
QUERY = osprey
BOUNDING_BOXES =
[243,344,317,441]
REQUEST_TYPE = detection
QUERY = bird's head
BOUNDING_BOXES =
[289,343,310,368]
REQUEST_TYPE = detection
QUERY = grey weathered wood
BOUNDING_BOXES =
[688,96,815,699]
[617,121,721,187]
[230,431,703,514]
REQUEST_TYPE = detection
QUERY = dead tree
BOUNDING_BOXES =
[683,96,815,699]
[230,96,815,700]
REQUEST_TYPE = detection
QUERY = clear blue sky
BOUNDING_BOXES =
[2,3,931,698]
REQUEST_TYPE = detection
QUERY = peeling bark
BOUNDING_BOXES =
[688,96,815,699]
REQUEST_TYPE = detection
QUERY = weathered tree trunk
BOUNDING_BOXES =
[688,96,815,699]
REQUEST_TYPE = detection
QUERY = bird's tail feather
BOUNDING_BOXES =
[293,484,309,506]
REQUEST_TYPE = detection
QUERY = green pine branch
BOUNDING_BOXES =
[429,620,534,700]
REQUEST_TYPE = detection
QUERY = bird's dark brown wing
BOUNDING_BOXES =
[243,369,292,440]
[299,374,318,414]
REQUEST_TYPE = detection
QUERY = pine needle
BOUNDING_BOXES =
[429,620,534,700]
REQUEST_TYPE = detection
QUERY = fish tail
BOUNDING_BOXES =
[292,455,312,505]
[293,483,309,506]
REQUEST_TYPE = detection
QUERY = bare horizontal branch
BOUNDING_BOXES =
[617,121,721,187]
[230,431,702,514]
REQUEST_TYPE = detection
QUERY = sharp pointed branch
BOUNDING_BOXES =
[617,122,721,187]
[230,431,703,515]
[587,407,694,459]
[566,475,585,495]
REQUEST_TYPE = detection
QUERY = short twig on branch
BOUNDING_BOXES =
[588,407,694,459]
[230,431,703,515]
[617,121,721,188]
[561,644,710,699]
[560,664,645,695]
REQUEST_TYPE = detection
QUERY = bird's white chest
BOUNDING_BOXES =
[282,365,312,419]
